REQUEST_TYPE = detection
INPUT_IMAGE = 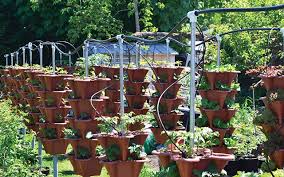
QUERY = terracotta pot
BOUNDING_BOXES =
[126,68,148,82]
[42,106,70,123]
[68,98,105,119]
[67,154,81,174]
[268,100,284,125]
[38,123,67,139]
[105,89,120,102]
[125,108,148,115]
[131,132,149,145]
[152,150,175,168]
[107,79,120,90]
[126,95,148,109]
[153,82,182,99]
[212,128,233,145]
[150,97,184,114]
[25,70,44,80]
[26,124,39,132]
[97,134,134,161]
[38,74,72,91]
[63,66,76,74]
[172,155,200,177]
[76,156,104,176]
[210,153,235,172]
[270,149,284,168]
[104,101,120,116]
[200,108,236,128]
[69,138,99,157]
[74,119,100,138]
[102,158,149,177]
[25,97,40,108]
[150,127,168,144]
[228,90,238,99]
[127,122,144,131]
[260,124,274,134]
[37,90,65,107]
[41,138,68,155]
[152,67,184,83]
[124,81,149,95]
[101,66,120,79]
[198,90,230,108]
[212,146,235,154]
[153,112,183,130]
[94,65,103,76]
[204,71,239,90]
[260,75,284,91]
[66,78,110,99]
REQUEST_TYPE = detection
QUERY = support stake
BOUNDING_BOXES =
[68,51,72,67]
[4,55,8,66]
[40,44,43,68]
[28,42,33,66]
[280,28,284,51]
[16,52,19,65]
[117,35,125,115]
[52,44,56,74]
[53,155,58,177]
[216,34,222,66]
[38,140,42,169]
[22,47,26,65]
[84,42,89,77]
[10,53,14,66]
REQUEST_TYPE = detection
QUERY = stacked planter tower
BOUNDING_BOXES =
[198,70,240,153]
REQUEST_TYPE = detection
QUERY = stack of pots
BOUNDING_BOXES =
[259,74,284,168]
[198,70,240,154]
[36,73,72,155]
[150,66,184,145]
[65,76,110,176]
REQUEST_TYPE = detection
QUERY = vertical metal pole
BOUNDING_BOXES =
[22,47,26,65]
[135,43,139,66]
[10,53,14,66]
[187,11,197,146]
[52,44,56,74]
[59,53,62,66]
[166,38,170,62]
[281,28,284,52]
[117,35,124,115]
[216,35,222,67]
[68,51,72,67]
[40,44,43,68]
[38,140,42,169]
[4,55,8,66]
[84,42,89,77]
[31,135,35,149]
[16,52,19,65]
[112,44,117,65]
[53,155,58,177]
[28,42,32,66]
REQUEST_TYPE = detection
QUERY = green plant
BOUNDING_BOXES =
[105,144,121,161]
[254,109,277,125]
[96,145,105,156]
[153,162,180,177]
[260,160,276,172]
[41,128,57,139]
[263,132,284,155]
[199,77,210,90]
[78,112,91,120]
[77,146,91,159]
[27,79,41,86]
[267,89,284,102]
[64,128,80,139]
[224,136,238,148]
[45,96,55,107]
[128,143,143,160]
[213,118,231,129]
[196,115,208,127]
[26,93,37,99]
[55,113,64,123]
[68,91,78,99]
[201,99,220,110]
[97,116,117,133]
[216,81,230,91]
[205,63,237,72]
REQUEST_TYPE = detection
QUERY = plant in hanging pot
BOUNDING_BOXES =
[264,132,284,168]
[254,108,277,134]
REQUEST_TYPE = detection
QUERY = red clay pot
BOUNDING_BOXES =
[76,156,104,177]
[101,66,120,79]
[153,82,182,99]
[25,70,44,80]
[67,154,81,174]
[41,138,68,155]
[125,108,148,115]
[198,90,230,108]
[37,90,65,107]
[68,98,105,119]
[42,106,70,123]
[74,119,100,138]
[69,138,99,157]
[150,127,168,144]
[127,122,144,131]
[212,146,235,154]
[25,97,40,108]
[29,112,41,124]
[107,79,120,90]
[94,65,103,76]
[150,97,184,114]
[104,101,120,116]
[212,128,234,145]
[227,90,238,99]
[270,149,284,168]
[210,153,235,172]
[153,112,183,130]
[105,89,120,102]
[200,108,236,128]
[102,158,149,177]
[126,68,148,82]
[38,74,72,91]
[66,78,110,99]
[172,155,200,177]
[124,81,149,95]
[260,124,274,134]
[260,75,284,91]
[38,123,67,139]
[267,100,284,125]
[152,150,175,168]
[126,95,148,109]
[152,67,184,83]
[204,71,239,90]
[97,134,134,161]
[131,131,149,145]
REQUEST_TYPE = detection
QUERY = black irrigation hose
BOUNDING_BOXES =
[195,4,284,16]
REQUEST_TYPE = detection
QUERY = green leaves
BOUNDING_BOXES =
[105,144,121,161]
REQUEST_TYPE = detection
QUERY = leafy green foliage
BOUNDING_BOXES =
[105,144,121,161]
[41,128,57,139]
[128,143,143,160]
[267,89,284,102]
[152,162,180,177]
[213,118,231,129]
[201,99,220,110]
[77,146,91,159]
[64,128,80,139]
[224,136,238,148]
[196,115,208,127]
[254,109,277,125]
[205,64,237,72]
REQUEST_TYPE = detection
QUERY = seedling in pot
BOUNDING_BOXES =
[27,93,37,99]
[77,146,91,159]
[224,136,238,148]
[55,113,64,123]
[41,128,57,139]
[128,143,144,160]
[196,115,208,127]
[205,63,237,72]
[105,144,121,161]
[68,91,78,99]
[213,118,231,129]
[39,115,46,123]
[201,99,220,110]
[28,79,41,86]
[267,89,284,102]
[253,109,277,126]
[20,85,29,92]
[64,128,80,139]
[45,96,55,107]
[78,112,91,120]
